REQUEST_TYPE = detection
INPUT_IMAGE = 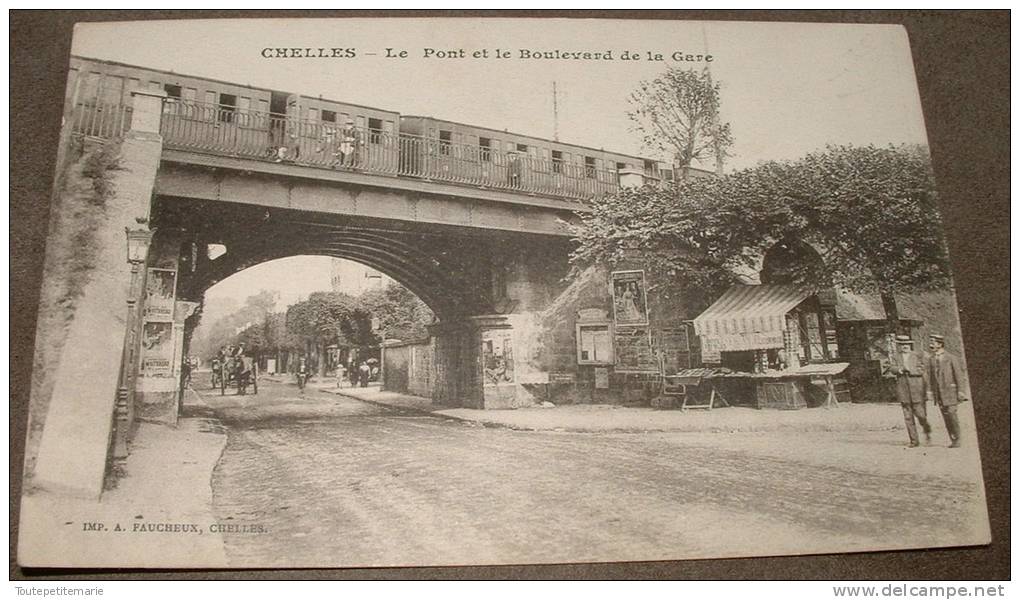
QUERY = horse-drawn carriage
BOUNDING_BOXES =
[211,354,259,396]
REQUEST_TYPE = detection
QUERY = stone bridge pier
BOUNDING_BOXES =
[30,89,166,500]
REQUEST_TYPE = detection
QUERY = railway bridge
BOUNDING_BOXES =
[31,89,656,499]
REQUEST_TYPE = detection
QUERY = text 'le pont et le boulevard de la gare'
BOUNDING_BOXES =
[259,47,714,62]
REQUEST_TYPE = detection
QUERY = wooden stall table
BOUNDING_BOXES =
[705,362,850,409]
[657,368,730,410]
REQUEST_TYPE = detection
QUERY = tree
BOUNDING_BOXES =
[359,282,435,341]
[286,291,376,376]
[571,143,952,331]
[778,144,951,333]
[628,67,733,177]
[570,158,807,311]
[191,290,279,361]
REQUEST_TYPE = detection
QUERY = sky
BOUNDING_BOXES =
[71,18,930,305]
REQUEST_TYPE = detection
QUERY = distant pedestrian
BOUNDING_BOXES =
[886,335,931,447]
[336,363,347,388]
[506,151,522,187]
[296,357,309,392]
[358,361,371,388]
[924,334,966,448]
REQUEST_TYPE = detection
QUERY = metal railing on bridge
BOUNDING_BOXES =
[70,99,626,203]
[68,102,134,140]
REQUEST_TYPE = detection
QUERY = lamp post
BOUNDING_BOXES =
[112,226,154,459]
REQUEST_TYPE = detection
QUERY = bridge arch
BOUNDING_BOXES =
[159,201,496,322]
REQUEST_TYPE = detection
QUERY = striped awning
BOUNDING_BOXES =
[693,285,811,352]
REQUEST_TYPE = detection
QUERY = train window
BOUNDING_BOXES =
[439,129,452,155]
[218,93,237,123]
[552,150,563,173]
[321,109,336,123]
[356,115,366,130]
[479,137,492,162]
[643,159,656,174]
[308,108,319,122]
[162,84,181,115]
[368,118,383,143]
[149,81,162,92]
[584,156,596,178]
[236,97,251,125]
[204,90,216,105]
[340,113,350,124]
[616,162,627,171]
[516,143,528,153]
[257,99,269,115]
[182,87,196,101]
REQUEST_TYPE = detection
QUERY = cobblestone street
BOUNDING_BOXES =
[199,380,989,568]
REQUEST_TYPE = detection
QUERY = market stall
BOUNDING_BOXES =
[692,284,849,409]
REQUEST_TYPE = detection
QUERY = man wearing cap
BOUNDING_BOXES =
[924,333,966,448]
[888,334,931,447]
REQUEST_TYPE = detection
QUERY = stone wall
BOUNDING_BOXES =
[30,130,163,499]
[381,340,432,398]
[531,264,698,406]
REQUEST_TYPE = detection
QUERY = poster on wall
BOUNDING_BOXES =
[140,321,175,375]
[656,326,692,374]
[610,270,649,326]
[481,329,514,385]
[143,268,177,322]
[614,327,658,373]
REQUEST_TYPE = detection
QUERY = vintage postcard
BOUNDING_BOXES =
[17,17,991,569]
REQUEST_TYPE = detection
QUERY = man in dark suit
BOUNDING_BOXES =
[888,335,931,447]
[924,333,966,448]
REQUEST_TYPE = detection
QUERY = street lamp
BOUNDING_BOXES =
[112,226,154,461]
[126,227,153,264]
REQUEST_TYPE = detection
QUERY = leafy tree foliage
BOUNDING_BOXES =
[359,282,435,341]
[191,290,279,361]
[234,312,300,360]
[628,67,733,176]
[572,144,951,324]
[285,291,376,349]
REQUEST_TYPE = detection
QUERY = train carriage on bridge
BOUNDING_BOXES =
[66,55,684,203]
[398,115,674,200]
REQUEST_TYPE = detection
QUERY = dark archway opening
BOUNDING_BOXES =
[760,237,831,289]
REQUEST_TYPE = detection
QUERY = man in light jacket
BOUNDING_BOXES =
[888,335,931,447]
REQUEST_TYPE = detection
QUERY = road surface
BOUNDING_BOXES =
[197,379,988,568]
